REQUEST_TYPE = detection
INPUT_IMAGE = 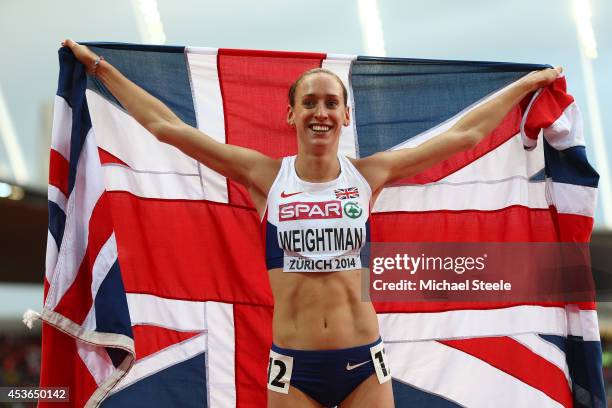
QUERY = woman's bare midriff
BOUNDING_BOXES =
[268,267,380,350]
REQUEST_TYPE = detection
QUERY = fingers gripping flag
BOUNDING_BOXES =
[41,43,605,407]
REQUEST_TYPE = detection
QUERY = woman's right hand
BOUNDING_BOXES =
[62,39,101,75]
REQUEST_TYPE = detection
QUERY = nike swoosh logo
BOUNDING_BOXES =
[346,360,370,371]
[281,191,303,198]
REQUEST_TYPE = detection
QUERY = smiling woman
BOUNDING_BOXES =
[62,38,560,408]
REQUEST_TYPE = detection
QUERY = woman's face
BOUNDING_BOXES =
[287,73,350,154]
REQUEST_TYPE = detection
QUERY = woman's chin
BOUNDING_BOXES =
[298,131,339,153]
[312,136,330,144]
[311,131,337,143]
[309,137,333,148]
[307,141,337,156]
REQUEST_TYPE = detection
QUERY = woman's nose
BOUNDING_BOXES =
[314,103,328,119]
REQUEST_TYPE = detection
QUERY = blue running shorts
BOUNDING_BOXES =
[267,337,391,407]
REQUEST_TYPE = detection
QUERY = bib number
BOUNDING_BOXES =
[370,342,391,384]
[267,350,294,394]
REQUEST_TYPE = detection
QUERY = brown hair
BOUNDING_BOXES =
[288,68,348,108]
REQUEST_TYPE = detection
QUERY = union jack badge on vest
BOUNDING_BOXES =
[334,187,359,200]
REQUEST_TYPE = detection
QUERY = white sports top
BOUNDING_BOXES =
[263,155,371,272]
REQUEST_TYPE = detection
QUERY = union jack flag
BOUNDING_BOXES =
[39,43,605,407]
[334,187,359,200]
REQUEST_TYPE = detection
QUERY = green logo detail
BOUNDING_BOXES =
[343,201,363,219]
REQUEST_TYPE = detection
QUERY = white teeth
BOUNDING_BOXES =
[311,125,331,132]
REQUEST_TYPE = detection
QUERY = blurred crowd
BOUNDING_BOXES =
[603,337,612,407]
[0,333,40,387]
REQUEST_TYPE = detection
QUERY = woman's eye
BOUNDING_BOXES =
[327,101,338,108]
[303,101,315,108]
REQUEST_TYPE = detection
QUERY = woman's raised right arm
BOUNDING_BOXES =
[63,39,279,193]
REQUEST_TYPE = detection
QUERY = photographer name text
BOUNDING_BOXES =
[372,278,511,291]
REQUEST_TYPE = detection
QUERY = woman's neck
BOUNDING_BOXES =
[294,152,340,182]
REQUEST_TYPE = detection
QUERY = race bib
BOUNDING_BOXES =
[267,350,294,394]
[370,341,391,384]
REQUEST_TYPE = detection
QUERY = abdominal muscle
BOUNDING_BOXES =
[268,267,380,350]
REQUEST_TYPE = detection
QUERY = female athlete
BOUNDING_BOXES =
[63,39,560,408]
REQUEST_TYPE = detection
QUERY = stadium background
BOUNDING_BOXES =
[0,0,611,404]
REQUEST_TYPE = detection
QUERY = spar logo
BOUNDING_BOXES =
[279,201,342,221]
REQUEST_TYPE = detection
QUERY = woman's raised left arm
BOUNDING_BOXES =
[355,67,562,194]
